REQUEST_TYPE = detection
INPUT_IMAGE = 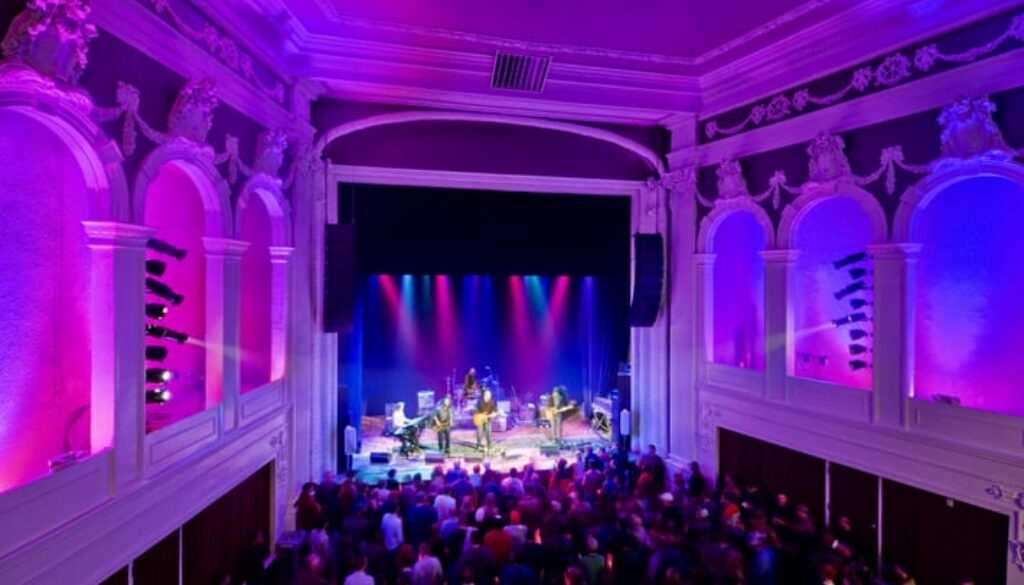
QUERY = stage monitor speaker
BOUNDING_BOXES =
[629,233,664,327]
[369,452,391,465]
[424,453,445,464]
[464,454,484,463]
[324,223,356,333]
[539,443,561,457]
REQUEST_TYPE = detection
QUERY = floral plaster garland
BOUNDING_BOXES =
[703,12,1024,140]
[145,0,286,105]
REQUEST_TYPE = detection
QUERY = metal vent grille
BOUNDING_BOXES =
[490,52,550,92]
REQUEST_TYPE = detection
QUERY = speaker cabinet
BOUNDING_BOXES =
[629,233,664,327]
[324,223,356,333]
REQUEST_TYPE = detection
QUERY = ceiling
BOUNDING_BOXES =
[280,0,839,62]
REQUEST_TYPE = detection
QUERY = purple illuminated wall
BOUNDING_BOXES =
[712,212,766,369]
[239,195,273,394]
[143,164,208,431]
[0,111,92,491]
[914,176,1024,416]
[793,196,874,389]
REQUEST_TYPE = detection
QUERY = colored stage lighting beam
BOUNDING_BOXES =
[849,298,871,310]
[146,388,172,404]
[145,324,189,344]
[145,303,168,320]
[145,345,169,361]
[849,344,869,355]
[145,260,167,276]
[145,368,173,383]
[849,360,870,371]
[831,312,868,328]
[146,277,184,305]
[833,252,867,270]
[147,238,187,260]
[849,329,869,341]
[833,280,867,300]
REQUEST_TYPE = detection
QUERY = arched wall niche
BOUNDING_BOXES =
[236,175,292,393]
[698,201,773,370]
[135,143,232,432]
[782,184,887,389]
[897,160,1024,417]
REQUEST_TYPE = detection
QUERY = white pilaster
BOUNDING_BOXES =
[694,253,717,382]
[269,246,294,381]
[761,249,800,401]
[203,237,250,432]
[83,221,154,488]
[667,176,699,465]
[868,243,921,427]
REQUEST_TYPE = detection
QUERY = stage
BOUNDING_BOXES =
[351,411,610,482]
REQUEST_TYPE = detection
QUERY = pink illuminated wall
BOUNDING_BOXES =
[143,164,208,431]
[914,176,1024,416]
[711,212,766,369]
[792,196,874,389]
[239,194,272,394]
[0,111,92,491]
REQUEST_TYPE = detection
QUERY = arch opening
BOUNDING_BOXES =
[710,211,767,370]
[239,191,273,394]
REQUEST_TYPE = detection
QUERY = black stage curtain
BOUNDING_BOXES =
[183,463,272,585]
[828,462,879,568]
[718,428,826,522]
[96,566,128,585]
[133,528,180,585]
[882,478,1007,585]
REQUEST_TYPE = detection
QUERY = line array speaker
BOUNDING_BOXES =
[629,233,664,327]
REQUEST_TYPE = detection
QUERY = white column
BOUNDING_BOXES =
[666,176,698,466]
[868,243,920,427]
[761,249,799,401]
[203,237,249,432]
[693,253,716,382]
[269,246,294,381]
[83,221,154,488]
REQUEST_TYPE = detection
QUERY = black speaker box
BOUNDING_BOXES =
[629,233,664,327]
[324,223,356,333]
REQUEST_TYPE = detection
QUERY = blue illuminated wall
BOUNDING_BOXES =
[914,176,1024,416]
[712,211,767,370]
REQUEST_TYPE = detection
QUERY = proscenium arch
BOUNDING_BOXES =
[236,174,292,247]
[893,158,1024,243]
[777,182,888,248]
[697,198,776,254]
[132,141,233,237]
[315,110,666,176]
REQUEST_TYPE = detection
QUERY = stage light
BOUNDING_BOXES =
[849,329,869,341]
[145,260,167,276]
[145,303,168,320]
[849,344,868,355]
[146,388,172,404]
[833,252,867,270]
[831,312,868,327]
[145,346,169,361]
[146,368,173,383]
[146,277,184,305]
[849,267,869,280]
[145,324,188,344]
[147,238,187,260]
[833,280,866,300]
[849,360,870,371]
[849,298,871,310]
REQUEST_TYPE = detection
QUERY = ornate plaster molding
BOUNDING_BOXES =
[0,0,97,86]
[702,11,1024,140]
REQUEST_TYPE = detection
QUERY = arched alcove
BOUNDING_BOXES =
[787,188,885,389]
[0,108,92,490]
[707,210,769,369]
[239,192,273,393]
[911,174,1024,416]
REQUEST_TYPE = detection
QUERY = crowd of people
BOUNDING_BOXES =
[277,445,955,585]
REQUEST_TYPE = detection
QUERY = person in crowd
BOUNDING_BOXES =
[411,542,444,585]
[344,554,375,585]
[295,482,322,533]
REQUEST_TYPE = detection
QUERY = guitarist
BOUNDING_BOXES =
[433,396,453,456]
[549,386,570,445]
[474,388,497,452]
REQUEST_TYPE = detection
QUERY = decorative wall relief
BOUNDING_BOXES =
[937,95,1012,161]
[253,128,289,177]
[0,0,98,86]
[168,77,218,144]
[702,11,1024,141]
[716,159,751,199]
[806,133,853,184]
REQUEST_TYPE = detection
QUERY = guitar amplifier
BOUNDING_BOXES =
[417,390,436,415]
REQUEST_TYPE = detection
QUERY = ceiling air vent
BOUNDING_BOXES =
[490,52,550,93]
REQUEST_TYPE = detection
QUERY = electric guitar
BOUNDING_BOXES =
[543,401,577,421]
[472,410,499,428]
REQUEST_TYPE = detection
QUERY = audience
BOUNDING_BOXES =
[283,445,940,585]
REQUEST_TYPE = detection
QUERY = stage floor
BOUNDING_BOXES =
[353,412,609,482]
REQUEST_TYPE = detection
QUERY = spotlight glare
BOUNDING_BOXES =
[147,238,187,260]
[833,252,868,270]
[849,344,868,355]
[145,368,173,383]
[145,345,169,361]
[849,359,870,371]
[145,303,168,320]
[834,280,867,300]
[145,278,184,305]
[145,260,167,276]
[145,388,172,404]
